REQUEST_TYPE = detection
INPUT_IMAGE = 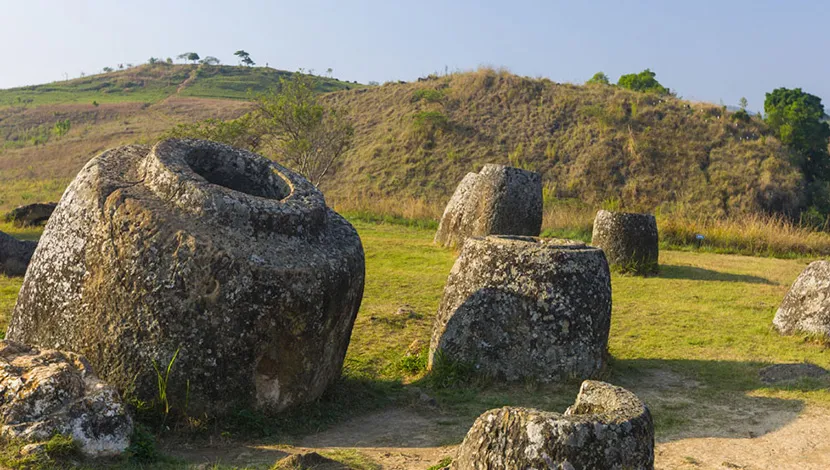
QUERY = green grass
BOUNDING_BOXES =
[0,64,361,109]
[0,179,69,215]
[1,220,829,467]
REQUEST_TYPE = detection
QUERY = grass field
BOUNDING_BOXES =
[0,219,828,469]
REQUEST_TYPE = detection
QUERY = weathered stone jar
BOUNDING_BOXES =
[429,236,611,382]
[434,164,542,248]
[773,260,830,337]
[592,209,659,275]
[453,381,655,470]
[8,139,365,415]
[0,231,36,276]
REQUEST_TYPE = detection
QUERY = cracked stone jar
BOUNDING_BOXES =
[429,235,611,382]
[453,381,654,469]
[8,139,365,415]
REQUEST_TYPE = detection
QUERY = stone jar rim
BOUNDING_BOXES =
[143,138,327,235]
[471,235,595,251]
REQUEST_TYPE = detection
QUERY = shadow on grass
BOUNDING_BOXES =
[658,264,775,284]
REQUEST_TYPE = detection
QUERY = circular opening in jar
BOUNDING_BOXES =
[183,147,290,199]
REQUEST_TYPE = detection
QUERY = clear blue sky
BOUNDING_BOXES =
[2,0,828,110]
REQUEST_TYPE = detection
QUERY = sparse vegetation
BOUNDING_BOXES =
[586,71,610,85]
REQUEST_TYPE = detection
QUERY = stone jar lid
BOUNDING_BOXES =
[143,139,327,236]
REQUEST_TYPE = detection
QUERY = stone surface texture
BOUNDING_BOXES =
[0,341,132,457]
[0,231,36,276]
[429,235,611,382]
[5,203,57,227]
[773,261,830,337]
[453,380,654,470]
[8,139,365,415]
[591,209,659,275]
[434,165,542,248]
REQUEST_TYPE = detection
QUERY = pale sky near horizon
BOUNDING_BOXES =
[1,0,828,110]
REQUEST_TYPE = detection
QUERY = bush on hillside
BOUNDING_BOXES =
[617,69,670,95]
[586,72,610,85]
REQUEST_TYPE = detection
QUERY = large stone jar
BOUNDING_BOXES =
[453,381,655,470]
[8,139,365,414]
[429,236,611,382]
[434,164,542,248]
[592,209,659,275]
[773,260,830,337]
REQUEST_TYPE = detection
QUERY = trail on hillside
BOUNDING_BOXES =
[175,68,199,94]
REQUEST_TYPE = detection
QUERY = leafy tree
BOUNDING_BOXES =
[739,97,748,110]
[177,52,199,63]
[166,58,173,64]
[764,88,830,187]
[200,56,220,65]
[586,72,610,85]
[148,57,159,64]
[167,72,353,187]
[234,50,253,66]
[617,69,670,95]
[102,67,113,73]
[255,73,353,186]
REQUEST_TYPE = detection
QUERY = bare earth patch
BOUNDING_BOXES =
[165,402,830,469]
[656,405,830,469]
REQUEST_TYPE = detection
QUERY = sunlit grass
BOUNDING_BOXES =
[0,220,828,458]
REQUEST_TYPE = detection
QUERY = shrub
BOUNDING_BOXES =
[411,88,445,103]
[617,69,670,95]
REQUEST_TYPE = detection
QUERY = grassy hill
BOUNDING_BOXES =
[0,63,360,108]
[323,68,802,220]
[0,64,359,210]
[0,66,812,238]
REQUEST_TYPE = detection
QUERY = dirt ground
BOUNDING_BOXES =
[168,401,830,470]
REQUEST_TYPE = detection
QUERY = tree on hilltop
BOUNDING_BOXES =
[235,50,255,66]
[200,56,220,65]
[586,72,610,85]
[177,52,200,64]
[617,69,670,95]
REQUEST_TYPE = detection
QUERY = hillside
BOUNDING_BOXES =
[0,63,360,107]
[0,66,805,220]
[322,69,802,218]
[0,64,359,209]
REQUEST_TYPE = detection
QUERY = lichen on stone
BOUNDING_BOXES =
[435,165,542,248]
